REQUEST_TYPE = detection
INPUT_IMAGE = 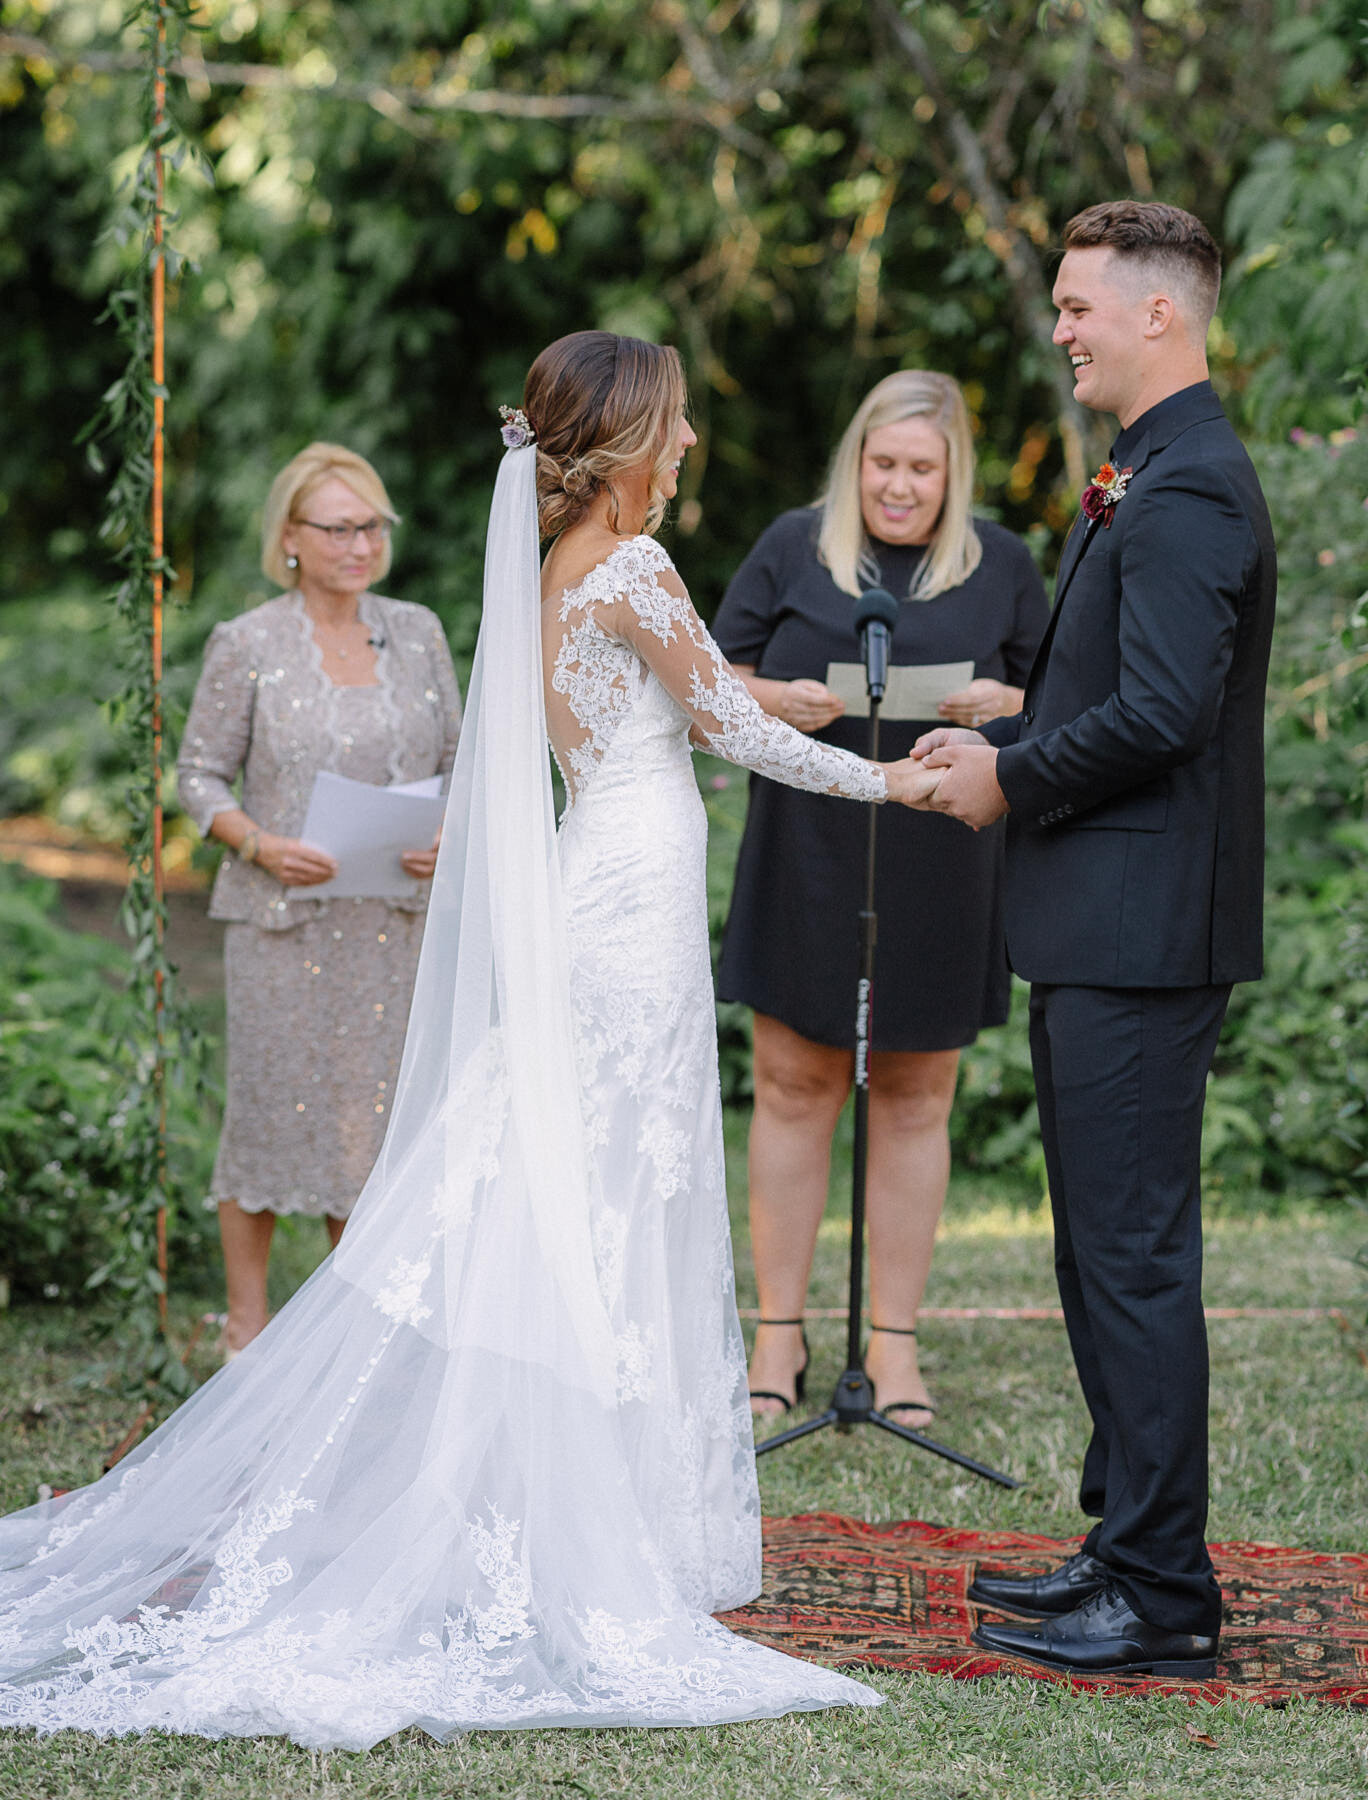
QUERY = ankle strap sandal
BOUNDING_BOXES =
[748,1317,810,1413]
[866,1324,936,1423]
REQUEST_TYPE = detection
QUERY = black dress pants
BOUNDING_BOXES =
[1028,981,1232,1637]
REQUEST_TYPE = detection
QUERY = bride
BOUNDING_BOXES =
[0,331,938,1746]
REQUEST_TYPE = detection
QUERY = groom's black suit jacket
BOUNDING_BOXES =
[983,382,1276,988]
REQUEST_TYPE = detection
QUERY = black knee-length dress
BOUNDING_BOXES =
[713,509,1049,1052]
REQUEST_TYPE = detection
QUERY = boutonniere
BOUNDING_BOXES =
[1079,462,1133,529]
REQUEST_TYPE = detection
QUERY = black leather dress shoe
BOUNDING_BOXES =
[967,1549,1110,1618]
[971,1583,1219,1678]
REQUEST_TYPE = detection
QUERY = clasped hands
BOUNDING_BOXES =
[882,727,1008,829]
[773,675,1010,826]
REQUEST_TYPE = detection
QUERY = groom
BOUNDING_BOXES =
[913,201,1276,1676]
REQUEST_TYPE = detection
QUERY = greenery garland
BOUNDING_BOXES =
[80,0,203,1413]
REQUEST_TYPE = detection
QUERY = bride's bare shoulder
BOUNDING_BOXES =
[540,528,676,606]
[539,523,619,603]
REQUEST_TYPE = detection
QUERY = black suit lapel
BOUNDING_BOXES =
[1023,427,1157,703]
[1018,514,1098,704]
[1052,514,1099,608]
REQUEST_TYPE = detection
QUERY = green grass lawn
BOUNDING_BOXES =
[2,1125,1365,1799]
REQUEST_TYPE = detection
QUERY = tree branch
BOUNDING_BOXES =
[0,28,774,163]
[871,0,1096,489]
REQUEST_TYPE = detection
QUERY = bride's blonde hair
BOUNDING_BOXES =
[816,370,982,601]
[523,332,687,540]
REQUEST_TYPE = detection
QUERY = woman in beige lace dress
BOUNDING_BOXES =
[178,443,462,1354]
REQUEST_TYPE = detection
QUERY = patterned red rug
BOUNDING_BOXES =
[720,1514,1368,1706]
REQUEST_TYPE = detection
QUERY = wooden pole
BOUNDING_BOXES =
[151,8,169,1332]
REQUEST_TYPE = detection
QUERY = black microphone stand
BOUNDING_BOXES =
[754,597,1018,1490]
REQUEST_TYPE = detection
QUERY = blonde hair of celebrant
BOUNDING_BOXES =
[816,370,982,602]
[261,442,400,588]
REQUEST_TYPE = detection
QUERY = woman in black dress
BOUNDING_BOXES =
[713,370,1048,1424]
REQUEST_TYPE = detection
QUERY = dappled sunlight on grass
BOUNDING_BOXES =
[940,1197,1053,1238]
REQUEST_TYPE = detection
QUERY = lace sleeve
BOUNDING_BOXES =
[606,543,886,802]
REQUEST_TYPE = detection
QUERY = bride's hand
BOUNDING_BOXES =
[880,760,943,809]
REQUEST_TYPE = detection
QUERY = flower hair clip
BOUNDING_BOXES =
[499,405,536,449]
[1080,461,1133,529]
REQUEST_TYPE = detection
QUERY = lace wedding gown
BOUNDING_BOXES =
[0,459,886,1747]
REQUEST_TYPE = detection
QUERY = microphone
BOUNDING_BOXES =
[852,586,899,702]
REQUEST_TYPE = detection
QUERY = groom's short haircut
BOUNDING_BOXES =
[1063,201,1221,333]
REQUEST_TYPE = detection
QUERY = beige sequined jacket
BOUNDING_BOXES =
[178,592,463,931]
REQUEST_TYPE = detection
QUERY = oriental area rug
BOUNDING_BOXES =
[719,1514,1368,1707]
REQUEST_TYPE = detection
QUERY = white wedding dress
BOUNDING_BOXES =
[0,449,887,1746]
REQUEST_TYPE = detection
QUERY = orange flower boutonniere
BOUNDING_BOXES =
[1079,462,1134,529]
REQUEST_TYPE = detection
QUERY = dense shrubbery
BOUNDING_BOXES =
[1234,431,1368,1196]
[0,861,217,1305]
[0,594,216,846]
[3,0,1314,616]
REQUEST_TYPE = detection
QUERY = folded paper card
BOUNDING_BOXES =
[824,660,975,721]
[290,771,446,900]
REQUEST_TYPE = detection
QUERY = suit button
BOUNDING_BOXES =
[1023,709,1035,725]
[1039,814,1050,825]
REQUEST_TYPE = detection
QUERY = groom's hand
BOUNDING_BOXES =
[921,742,1009,829]
[910,725,986,759]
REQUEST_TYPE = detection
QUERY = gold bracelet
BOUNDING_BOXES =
[239,829,260,865]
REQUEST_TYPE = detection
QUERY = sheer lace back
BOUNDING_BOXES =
[543,537,886,809]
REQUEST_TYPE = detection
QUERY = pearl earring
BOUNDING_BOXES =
[286,554,299,570]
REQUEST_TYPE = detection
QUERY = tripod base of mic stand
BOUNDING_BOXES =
[754,1366,1019,1489]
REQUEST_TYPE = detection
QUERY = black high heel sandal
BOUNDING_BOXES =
[867,1323,937,1425]
[748,1317,810,1413]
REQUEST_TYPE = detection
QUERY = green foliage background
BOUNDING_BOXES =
[6,0,1361,627]
[0,0,1365,1308]
[0,859,217,1308]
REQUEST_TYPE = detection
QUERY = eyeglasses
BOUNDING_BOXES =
[294,517,392,549]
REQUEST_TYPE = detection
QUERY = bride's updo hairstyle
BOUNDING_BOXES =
[523,331,687,540]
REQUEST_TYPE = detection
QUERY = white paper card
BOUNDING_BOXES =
[289,771,446,901]
[824,659,975,721]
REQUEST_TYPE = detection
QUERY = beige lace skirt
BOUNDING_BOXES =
[209,900,425,1218]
